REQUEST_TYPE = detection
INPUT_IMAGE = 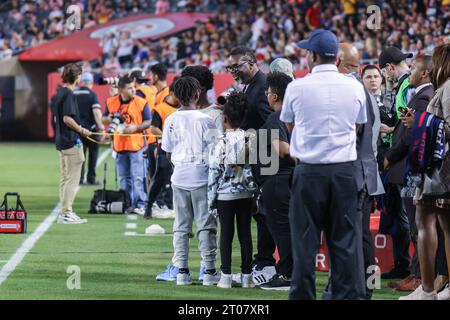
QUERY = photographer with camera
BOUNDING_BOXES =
[102,75,152,215]
[53,63,92,224]
[74,72,105,185]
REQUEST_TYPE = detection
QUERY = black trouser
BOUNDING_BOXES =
[81,136,99,183]
[360,188,375,299]
[217,199,253,274]
[147,143,158,180]
[289,162,365,300]
[391,185,412,273]
[322,187,374,300]
[261,174,292,278]
[146,149,173,214]
[403,196,420,277]
[252,209,276,269]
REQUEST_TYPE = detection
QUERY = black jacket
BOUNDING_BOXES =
[242,70,272,130]
[386,84,434,184]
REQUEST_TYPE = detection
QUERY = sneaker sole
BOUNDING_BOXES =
[203,281,219,286]
[260,286,290,291]
[217,283,232,288]
[57,220,87,224]
[156,278,176,281]
[177,281,192,285]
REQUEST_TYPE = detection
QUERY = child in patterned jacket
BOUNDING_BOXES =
[208,92,257,288]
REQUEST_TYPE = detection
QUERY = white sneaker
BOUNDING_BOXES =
[176,272,192,285]
[203,272,221,286]
[241,273,255,288]
[252,266,276,286]
[232,273,242,284]
[152,208,175,219]
[57,212,87,224]
[68,212,88,222]
[133,207,145,215]
[399,285,437,300]
[217,272,232,288]
[438,284,450,300]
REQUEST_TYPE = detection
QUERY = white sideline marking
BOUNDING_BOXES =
[124,231,137,236]
[0,148,111,286]
[125,223,137,229]
[127,215,138,221]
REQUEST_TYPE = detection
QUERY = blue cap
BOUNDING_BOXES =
[81,72,93,83]
[297,29,338,58]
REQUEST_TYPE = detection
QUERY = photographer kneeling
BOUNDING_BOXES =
[54,63,92,224]
[102,75,151,215]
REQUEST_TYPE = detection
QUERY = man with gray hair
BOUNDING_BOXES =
[270,58,295,79]
[74,72,105,185]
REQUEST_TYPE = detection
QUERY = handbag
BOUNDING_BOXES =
[423,153,450,198]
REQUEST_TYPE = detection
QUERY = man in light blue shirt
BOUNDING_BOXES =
[280,29,367,300]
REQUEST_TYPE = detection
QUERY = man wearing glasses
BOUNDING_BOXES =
[227,46,277,286]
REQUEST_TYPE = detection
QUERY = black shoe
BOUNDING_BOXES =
[260,275,291,291]
[144,207,152,220]
[79,180,86,185]
[381,267,410,279]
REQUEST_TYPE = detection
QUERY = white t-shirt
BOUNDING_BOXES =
[162,110,218,190]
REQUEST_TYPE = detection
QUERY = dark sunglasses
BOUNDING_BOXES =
[226,61,248,72]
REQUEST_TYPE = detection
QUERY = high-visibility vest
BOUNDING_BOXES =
[154,87,170,106]
[136,84,157,109]
[106,95,148,153]
[153,101,177,131]
[136,84,158,144]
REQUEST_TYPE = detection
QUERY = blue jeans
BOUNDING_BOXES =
[116,148,146,209]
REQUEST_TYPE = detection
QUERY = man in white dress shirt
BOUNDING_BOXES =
[280,29,367,300]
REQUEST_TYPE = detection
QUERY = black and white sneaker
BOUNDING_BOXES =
[260,275,291,291]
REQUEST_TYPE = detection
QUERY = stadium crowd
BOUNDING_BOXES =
[1,0,449,72]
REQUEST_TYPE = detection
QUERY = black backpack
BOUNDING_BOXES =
[88,163,131,214]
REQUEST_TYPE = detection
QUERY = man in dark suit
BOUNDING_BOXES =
[227,46,276,284]
[384,55,434,290]
[322,43,384,300]
[227,46,273,130]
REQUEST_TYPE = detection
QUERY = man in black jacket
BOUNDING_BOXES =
[227,46,276,284]
[227,46,272,130]
[384,55,434,290]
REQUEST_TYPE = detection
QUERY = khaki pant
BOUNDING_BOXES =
[59,145,85,214]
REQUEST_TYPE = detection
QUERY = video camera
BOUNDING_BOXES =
[217,88,236,105]
[108,112,125,134]
[97,76,120,87]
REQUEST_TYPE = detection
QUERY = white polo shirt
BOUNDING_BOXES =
[280,64,367,164]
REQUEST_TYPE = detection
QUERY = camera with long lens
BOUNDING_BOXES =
[108,112,125,134]
[97,76,120,87]
[217,88,236,105]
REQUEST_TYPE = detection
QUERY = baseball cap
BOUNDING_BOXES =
[81,72,93,83]
[128,69,149,81]
[378,47,413,69]
[297,29,338,58]
[270,58,294,79]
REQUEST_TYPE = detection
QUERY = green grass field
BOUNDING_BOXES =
[0,143,406,300]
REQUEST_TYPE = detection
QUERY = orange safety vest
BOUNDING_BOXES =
[154,86,170,106]
[136,84,157,109]
[153,101,177,132]
[106,95,148,153]
[136,84,158,144]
